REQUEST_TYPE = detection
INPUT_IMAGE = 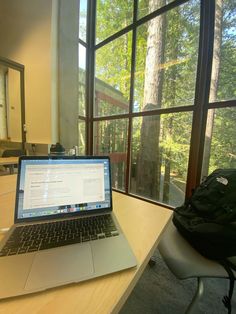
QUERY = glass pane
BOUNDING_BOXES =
[96,0,133,44]
[78,119,86,155]
[211,1,236,102]
[78,44,86,116]
[93,119,128,191]
[202,107,236,178]
[79,44,86,71]
[138,0,174,20]
[130,112,192,207]
[134,0,200,112]
[95,33,131,116]
[79,0,87,42]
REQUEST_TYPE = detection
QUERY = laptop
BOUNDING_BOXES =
[0,156,137,299]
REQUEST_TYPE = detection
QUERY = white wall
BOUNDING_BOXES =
[0,0,56,144]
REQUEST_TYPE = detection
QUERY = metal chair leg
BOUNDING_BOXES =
[148,256,156,267]
[186,277,204,314]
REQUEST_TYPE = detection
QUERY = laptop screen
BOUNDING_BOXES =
[15,156,112,222]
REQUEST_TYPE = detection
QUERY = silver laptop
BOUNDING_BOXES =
[0,156,137,299]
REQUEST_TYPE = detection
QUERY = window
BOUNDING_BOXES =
[78,0,87,154]
[77,0,236,208]
[130,112,192,206]
[202,0,236,178]
[134,2,199,112]
[95,33,131,117]
[93,119,128,190]
[96,0,133,44]
[138,0,175,20]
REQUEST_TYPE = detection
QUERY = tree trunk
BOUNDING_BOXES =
[162,6,181,203]
[202,0,223,177]
[143,0,166,107]
[136,0,166,200]
[163,155,170,203]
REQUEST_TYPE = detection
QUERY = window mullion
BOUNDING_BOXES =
[86,0,96,154]
[186,0,215,198]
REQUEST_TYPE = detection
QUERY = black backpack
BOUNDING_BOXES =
[173,169,236,314]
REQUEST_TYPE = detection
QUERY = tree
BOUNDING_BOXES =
[95,0,133,190]
[135,0,199,203]
[93,0,236,206]
[162,6,181,203]
[136,0,166,200]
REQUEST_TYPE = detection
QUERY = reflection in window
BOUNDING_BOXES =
[95,33,132,116]
[93,119,128,191]
[130,112,192,207]
[134,0,200,112]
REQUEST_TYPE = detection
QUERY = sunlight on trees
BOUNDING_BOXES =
[78,0,236,207]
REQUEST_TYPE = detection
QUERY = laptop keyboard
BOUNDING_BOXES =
[0,214,119,257]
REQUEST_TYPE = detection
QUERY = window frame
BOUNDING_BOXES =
[79,0,236,207]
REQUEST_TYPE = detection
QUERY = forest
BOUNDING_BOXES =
[79,0,236,207]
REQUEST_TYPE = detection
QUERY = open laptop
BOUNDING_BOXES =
[0,156,137,299]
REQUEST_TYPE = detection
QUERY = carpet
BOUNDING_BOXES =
[120,249,236,314]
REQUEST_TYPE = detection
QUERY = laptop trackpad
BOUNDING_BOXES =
[25,244,94,291]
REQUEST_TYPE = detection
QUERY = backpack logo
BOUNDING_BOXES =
[216,177,228,185]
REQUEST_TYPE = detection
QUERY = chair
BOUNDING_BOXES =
[2,149,25,158]
[157,219,236,313]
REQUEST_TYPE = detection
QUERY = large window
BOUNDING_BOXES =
[78,0,236,208]
[201,1,236,178]
[78,0,88,154]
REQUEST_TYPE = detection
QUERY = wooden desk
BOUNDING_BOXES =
[0,174,17,196]
[0,175,172,314]
[0,157,19,174]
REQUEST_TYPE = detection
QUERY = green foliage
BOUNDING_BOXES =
[96,0,133,44]
[95,32,132,103]
[209,107,236,172]
[208,1,236,172]
[95,0,134,108]
[218,1,236,101]
[91,0,236,202]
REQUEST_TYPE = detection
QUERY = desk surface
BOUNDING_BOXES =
[0,175,172,314]
[0,157,19,166]
[0,174,17,196]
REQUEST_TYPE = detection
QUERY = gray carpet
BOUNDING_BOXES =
[120,249,236,314]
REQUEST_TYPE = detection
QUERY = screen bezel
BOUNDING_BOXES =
[14,155,113,223]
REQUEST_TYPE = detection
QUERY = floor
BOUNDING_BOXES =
[120,250,236,314]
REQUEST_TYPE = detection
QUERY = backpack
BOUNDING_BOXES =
[173,169,236,314]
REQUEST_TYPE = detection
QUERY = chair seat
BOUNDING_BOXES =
[158,219,233,279]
